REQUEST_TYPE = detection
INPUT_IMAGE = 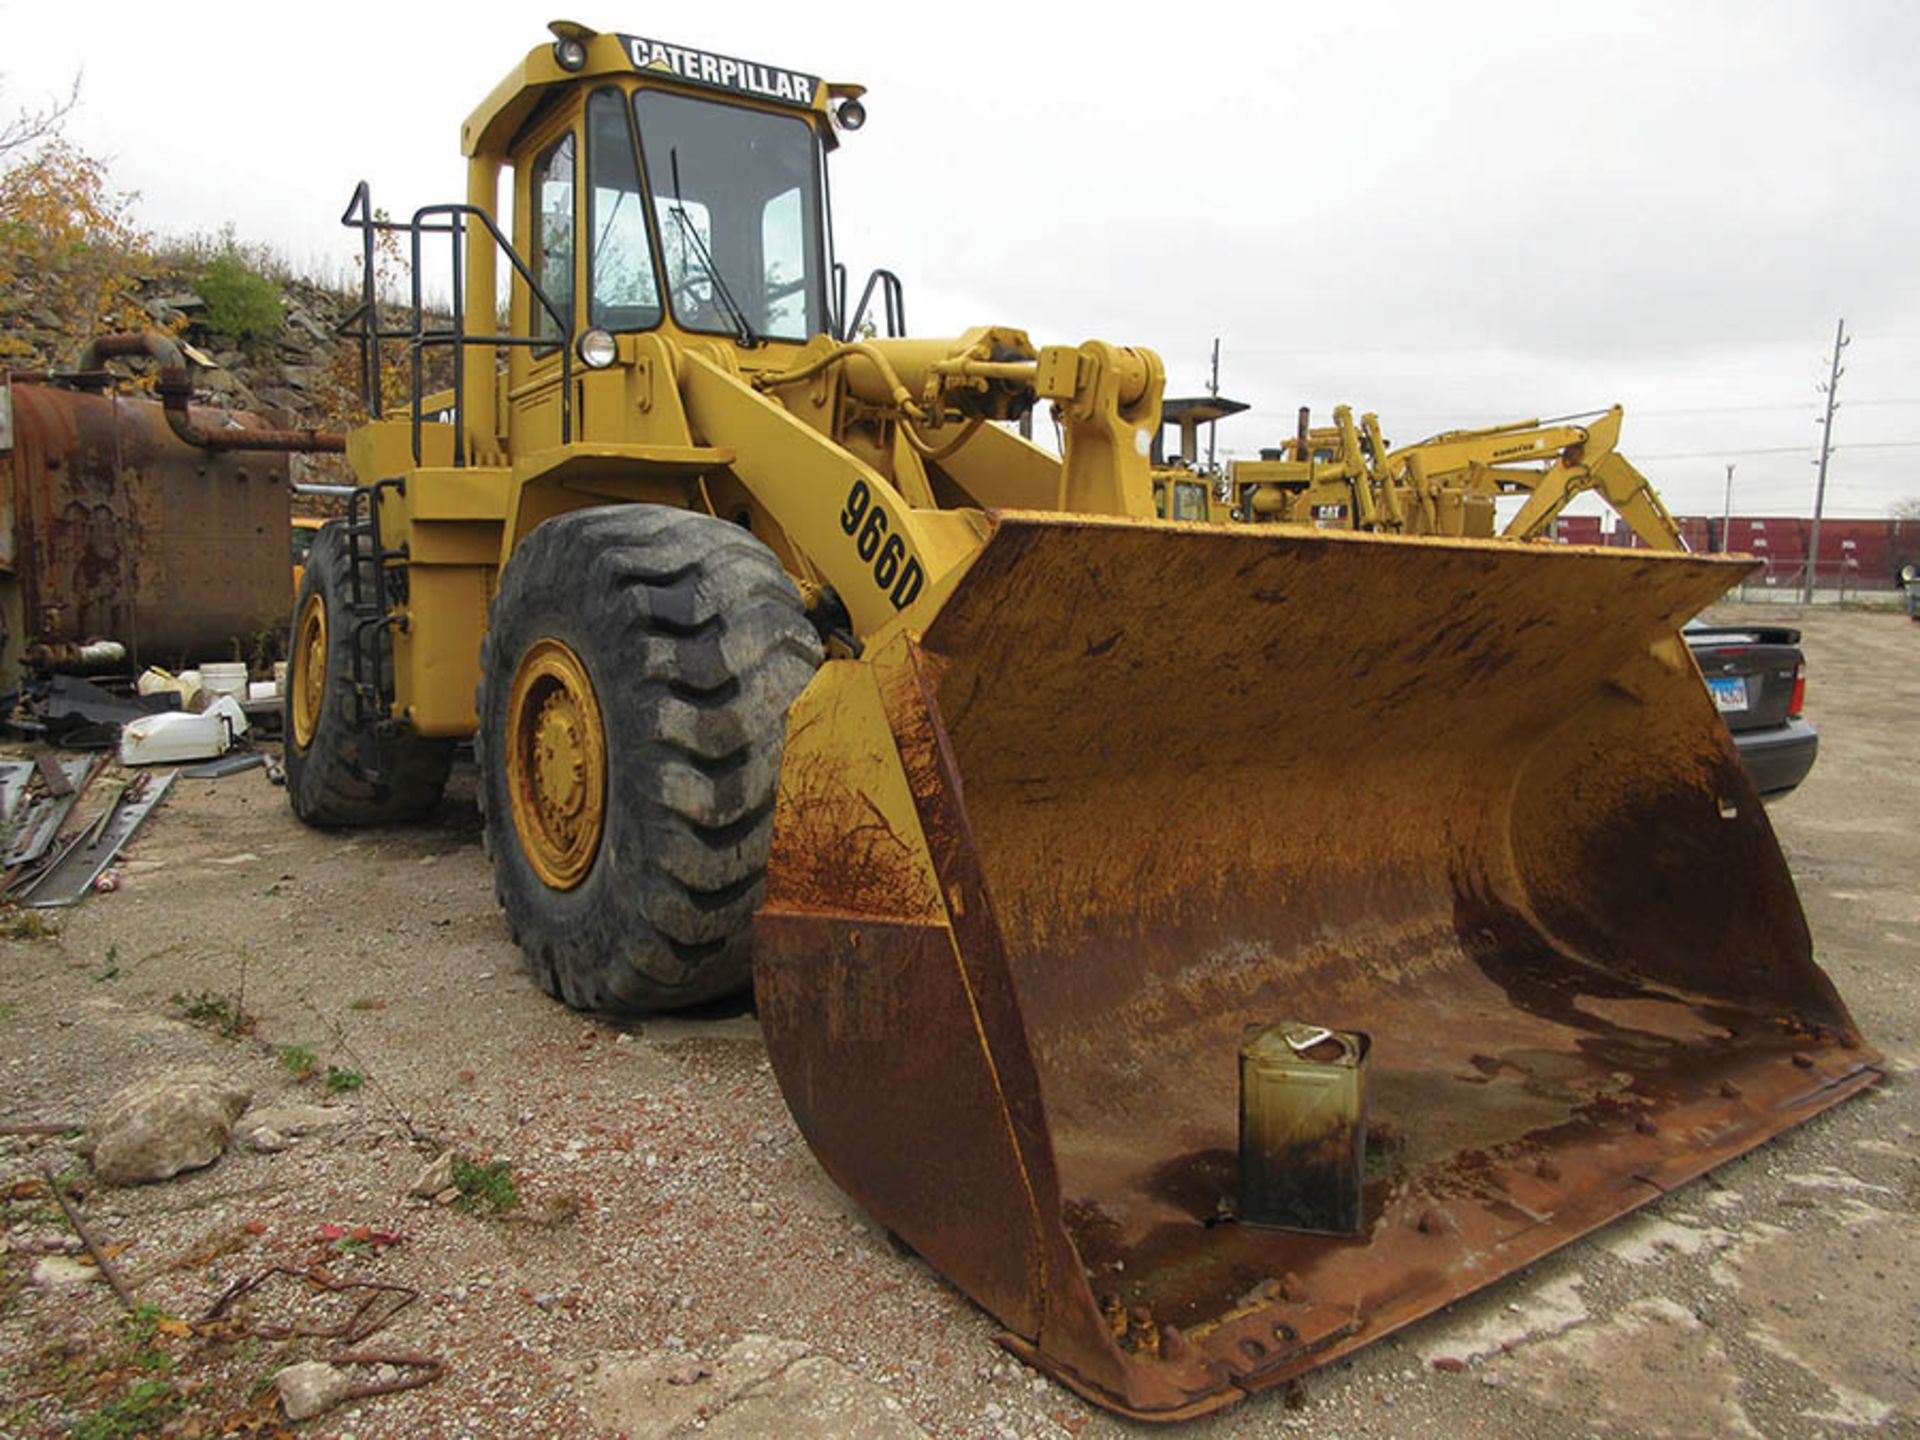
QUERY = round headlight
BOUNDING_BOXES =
[554,37,589,71]
[834,97,866,132]
[577,329,618,369]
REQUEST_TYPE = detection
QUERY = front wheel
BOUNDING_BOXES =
[478,506,823,1012]
[284,522,455,826]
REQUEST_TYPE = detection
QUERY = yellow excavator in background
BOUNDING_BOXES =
[1217,402,1686,548]
[277,23,1875,1422]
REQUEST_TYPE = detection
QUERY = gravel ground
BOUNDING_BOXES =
[0,602,1914,1438]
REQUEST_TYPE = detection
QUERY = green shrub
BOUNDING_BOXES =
[198,250,282,341]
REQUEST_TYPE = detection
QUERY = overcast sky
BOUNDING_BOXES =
[8,0,1917,518]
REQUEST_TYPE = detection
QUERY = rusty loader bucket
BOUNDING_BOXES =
[755,516,1878,1421]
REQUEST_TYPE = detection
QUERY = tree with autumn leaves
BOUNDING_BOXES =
[0,75,158,367]
[1,76,420,444]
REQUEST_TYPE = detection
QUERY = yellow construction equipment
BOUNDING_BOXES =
[283,23,1878,1421]
[1214,402,1683,547]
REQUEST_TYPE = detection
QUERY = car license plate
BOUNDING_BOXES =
[1708,676,1748,713]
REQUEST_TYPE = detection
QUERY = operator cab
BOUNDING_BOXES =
[498,26,863,362]
[338,25,874,467]
[530,82,828,349]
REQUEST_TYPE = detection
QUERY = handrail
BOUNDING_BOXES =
[844,267,905,341]
[338,181,574,467]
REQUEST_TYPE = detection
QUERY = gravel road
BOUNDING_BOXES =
[1,602,1914,1438]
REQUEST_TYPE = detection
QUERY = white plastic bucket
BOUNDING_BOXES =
[199,661,250,705]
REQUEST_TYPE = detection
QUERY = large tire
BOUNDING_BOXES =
[284,521,455,825]
[478,505,823,1013]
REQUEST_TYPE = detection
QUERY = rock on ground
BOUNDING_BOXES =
[275,1360,353,1421]
[88,1066,250,1186]
[29,1256,101,1291]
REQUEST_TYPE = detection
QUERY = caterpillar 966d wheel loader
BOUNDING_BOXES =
[287,22,1879,1421]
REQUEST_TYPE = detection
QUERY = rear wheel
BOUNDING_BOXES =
[478,505,823,1012]
[283,522,455,825]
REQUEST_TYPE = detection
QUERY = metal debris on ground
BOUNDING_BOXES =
[200,1265,420,1345]
[183,750,268,780]
[29,750,73,796]
[198,1265,450,1412]
[324,1351,449,1402]
[3,754,101,870]
[11,674,179,748]
[17,768,176,908]
[0,759,32,820]
[42,1160,139,1312]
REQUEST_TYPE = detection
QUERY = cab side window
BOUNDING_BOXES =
[530,132,575,347]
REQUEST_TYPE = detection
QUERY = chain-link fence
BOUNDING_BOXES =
[1722,559,1905,606]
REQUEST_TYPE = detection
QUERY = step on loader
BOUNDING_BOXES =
[283,23,1880,1421]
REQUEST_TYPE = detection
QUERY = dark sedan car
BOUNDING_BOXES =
[1684,622,1818,797]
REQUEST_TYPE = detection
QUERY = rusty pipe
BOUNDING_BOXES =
[74,333,346,454]
[23,638,127,673]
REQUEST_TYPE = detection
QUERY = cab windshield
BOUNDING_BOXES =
[632,89,826,343]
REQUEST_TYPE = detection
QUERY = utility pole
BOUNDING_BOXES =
[1804,317,1848,604]
[1205,337,1221,474]
[1721,463,1735,552]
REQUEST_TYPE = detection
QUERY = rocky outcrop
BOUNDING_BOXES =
[137,275,358,426]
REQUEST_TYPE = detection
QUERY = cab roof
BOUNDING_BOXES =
[462,22,861,159]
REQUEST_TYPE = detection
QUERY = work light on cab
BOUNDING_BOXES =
[577,329,617,369]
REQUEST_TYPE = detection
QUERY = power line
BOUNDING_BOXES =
[1640,446,1813,459]
[1632,397,1920,416]
[1236,406,1920,435]
[1638,440,1920,460]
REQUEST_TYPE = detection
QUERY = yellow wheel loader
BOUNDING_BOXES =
[285,23,1879,1420]
[1224,402,1686,548]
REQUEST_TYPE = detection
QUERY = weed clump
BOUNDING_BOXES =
[1,906,58,941]
[451,1155,519,1216]
[24,1303,190,1439]
[168,990,253,1039]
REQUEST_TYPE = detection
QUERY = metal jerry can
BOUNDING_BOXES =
[1238,1022,1371,1235]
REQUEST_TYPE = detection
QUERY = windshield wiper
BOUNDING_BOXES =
[669,149,756,347]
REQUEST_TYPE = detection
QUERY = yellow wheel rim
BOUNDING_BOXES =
[291,591,327,750]
[506,638,606,890]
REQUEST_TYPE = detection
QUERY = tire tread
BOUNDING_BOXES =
[477,505,821,1013]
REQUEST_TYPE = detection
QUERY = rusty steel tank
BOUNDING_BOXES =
[0,334,342,688]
